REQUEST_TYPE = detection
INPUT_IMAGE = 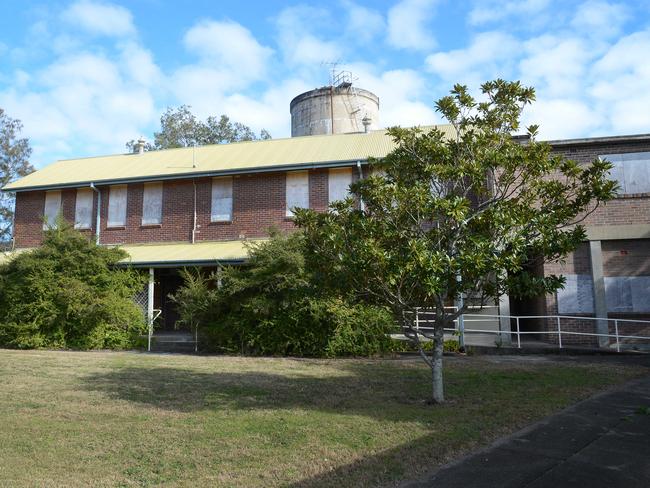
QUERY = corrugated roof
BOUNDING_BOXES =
[118,240,262,267]
[0,240,262,267]
[3,126,456,192]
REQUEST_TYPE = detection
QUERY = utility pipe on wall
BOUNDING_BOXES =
[191,179,198,244]
[356,161,364,212]
[89,183,101,243]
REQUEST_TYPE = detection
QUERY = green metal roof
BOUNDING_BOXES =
[3,126,455,192]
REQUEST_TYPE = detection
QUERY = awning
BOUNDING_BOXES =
[0,240,264,268]
[117,240,265,267]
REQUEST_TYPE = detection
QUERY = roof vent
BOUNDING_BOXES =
[362,115,372,133]
[134,137,146,154]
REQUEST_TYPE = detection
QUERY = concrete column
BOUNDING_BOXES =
[589,240,609,348]
[147,267,154,352]
[498,294,512,346]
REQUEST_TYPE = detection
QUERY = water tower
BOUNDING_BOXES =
[290,71,380,137]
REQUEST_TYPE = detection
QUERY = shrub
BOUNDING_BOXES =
[0,221,146,349]
[172,231,399,357]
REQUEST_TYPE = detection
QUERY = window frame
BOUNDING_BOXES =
[328,167,353,205]
[142,182,164,226]
[43,190,62,230]
[285,170,309,218]
[601,151,650,196]
[107,185,128,228]
[74,188,93,230]
[211,176,234,223]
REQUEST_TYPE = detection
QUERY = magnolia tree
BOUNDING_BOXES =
[295,80,616,403]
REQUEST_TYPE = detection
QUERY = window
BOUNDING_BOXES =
[74,188,93,229]
[601,152,650,194]
[286,171,309,217]
[328,167,353,204]
[211,177,233,222]
[142,182,163,225]
[107,185,127,227]
[43,190,61,229]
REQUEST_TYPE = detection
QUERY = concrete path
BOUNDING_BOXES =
[406,375,650,488]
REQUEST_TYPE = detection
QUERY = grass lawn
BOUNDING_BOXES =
[0,350,645,487]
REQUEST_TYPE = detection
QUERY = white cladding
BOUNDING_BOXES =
[142,182,163,225]
[107,185,127,227]
[74,188,93,229]
[211,177,233,222]
[286,171,309,217]
[43,190,62,229]
[602,152,650,194]
[328,167,352,204]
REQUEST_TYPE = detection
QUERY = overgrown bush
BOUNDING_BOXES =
[0,222,146,349]
[171,231,399,356]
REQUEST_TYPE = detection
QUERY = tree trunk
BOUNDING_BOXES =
[430,324,445,403]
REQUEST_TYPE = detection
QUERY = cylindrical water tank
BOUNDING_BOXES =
[290,86,380,137]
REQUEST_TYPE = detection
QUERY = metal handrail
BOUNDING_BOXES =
[406,311,650,353]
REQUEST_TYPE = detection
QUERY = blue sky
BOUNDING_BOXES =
[1,0,649,168]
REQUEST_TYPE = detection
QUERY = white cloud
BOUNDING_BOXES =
[61,0,135,38]
[468,0,550,26]
[425,32,519,84]
[571,1,629,39]
[183,20,273,83]
[523,98,603,140]
[342,1,385,44]
[589,30,650,134]
[519,36,592,97]
[275,6,341,67]
[387,0,438,50]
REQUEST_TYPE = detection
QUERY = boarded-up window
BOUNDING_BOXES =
[557,274,595,314]
[328,167,353,204]
[605,276,650,313]
[74,188,93,229]
[601,152,650,194]
[211,177,233,222]
[43,190,61,229]
[107,185,127,227]
[286,171,309,217]
[142,182,163,225]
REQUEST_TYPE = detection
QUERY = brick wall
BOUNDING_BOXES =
[13,167,344,248]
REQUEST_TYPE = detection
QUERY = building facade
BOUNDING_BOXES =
[3,119,650,349]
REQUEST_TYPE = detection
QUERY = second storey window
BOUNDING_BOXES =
[107,185,127,228]
[211,176,233,222]
[602,152,650,194]
[142,182,163,225]
[43,190,61,229]
[286,171,309,217]
[328,167,352,204]
[74,188,93,229]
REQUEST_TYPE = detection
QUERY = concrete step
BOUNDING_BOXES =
[148,333,197,353]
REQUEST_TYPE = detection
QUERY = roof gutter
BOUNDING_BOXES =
[2,159,373,193]
[115,258,245,268]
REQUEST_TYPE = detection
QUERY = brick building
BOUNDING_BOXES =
[2,115,650,349]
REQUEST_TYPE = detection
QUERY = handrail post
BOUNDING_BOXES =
[415,308,419,333]
[614,319,620,353]
[557,316,562,349]
[516,316,521,349]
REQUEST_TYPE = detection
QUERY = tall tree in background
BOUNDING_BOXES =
[0,109,34,243]
[126,106,271,152]
[296,80,616,404]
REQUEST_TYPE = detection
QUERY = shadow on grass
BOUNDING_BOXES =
[81,362,438,423]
